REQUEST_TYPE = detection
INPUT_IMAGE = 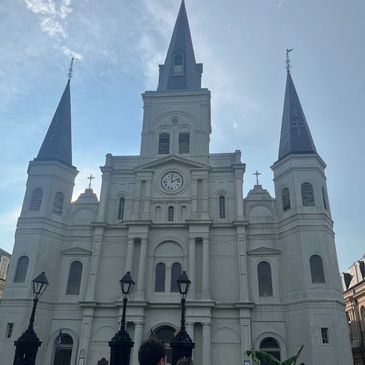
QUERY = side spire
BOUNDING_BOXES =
[35,60,73,167]
[278,53,317,161]
[157,0,203,91]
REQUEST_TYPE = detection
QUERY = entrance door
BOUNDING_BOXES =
[155,326,176,364]
[53,334,73,365]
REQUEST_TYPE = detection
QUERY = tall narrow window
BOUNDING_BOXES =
[282,187,291,211]
[310,255,325,283]
[6,323,14,339]
[179,132,190,154]
[155,263,166,292]
[118,197,125,221]
[301,182,315,206]
[260,337,280,361]
[168,206,174,222]
[53,192,65,215]
[219,196,226,218]
[171,262,182,292]
[322,187,328,210]
[258,261,273,297]
[14,256,29,283]
[66,261,83,295]
[321,328,329,344]
[174,54,184,74]
[159,133,170,154]
[30,188,43,211]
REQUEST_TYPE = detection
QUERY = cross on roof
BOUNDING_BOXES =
[253,170,261,186]
[87,174,95,189]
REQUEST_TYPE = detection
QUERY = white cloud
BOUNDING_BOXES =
[62,46,83,60]
[40,16,66,38]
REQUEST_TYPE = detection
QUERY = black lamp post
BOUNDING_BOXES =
[170,271,195,365]
[13,272,49,365]
[109,271,135,365]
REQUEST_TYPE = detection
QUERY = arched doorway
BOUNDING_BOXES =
[259,337,281,364]
[53,334,73,365]
[155,325,176,364]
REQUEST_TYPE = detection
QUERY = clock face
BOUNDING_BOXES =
[161,172,183,192]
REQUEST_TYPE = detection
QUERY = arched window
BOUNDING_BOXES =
[219,195,226,218]
[159,132,170,154]
[66,261,82,295]
[181,205,187,222]
[14,256,29,282]
[179,132,190,154]
[155,263,166,292]
[171,262,182,292]
[30,188,43,211]
[154,325,175,364]
[257,261,273,297]
[301,182,315,206]
[282,187,290,211]
[310,255,325,283]
[155,206,162,222]
[322,187,328,210]
[260,337,281,362]
[168,206,174,222]
[53,334,73,365]
[118,197,125,221]
[53,192,65,215]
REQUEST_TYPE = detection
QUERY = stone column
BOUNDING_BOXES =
[136,238,148,300]
[132,180,142,219]
[143,179,152,219]
[234,168,244,220]
[237,225,249,302]
[131,322,144,365]
[186,322,195,341]
[202,238,210,299]
[191,178,198,216]
[202,177,209,219]
[125,238,134,272]
[188,238,196,299]
[202,323,211,365]
[77,308,94,365]
[240,312,252,360]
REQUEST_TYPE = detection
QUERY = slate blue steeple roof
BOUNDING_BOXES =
[35,79,73,167]
[278,70,317,161]
[157,0,203,91]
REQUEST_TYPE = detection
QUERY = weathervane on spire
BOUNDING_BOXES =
[286,48,293,72]
[68,57,75,80]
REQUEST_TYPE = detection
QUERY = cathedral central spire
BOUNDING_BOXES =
[157,0,203,91]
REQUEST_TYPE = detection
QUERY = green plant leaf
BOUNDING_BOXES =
[281,345,304,365]
[245,350,281,365]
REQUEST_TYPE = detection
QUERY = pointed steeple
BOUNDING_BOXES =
[35,79,73,167]
[157,0,203,91]
[278,70,317,161]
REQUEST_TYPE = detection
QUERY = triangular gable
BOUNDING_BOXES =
[247,247,281,256]
[135,155,209,171]
[62,247,92,256]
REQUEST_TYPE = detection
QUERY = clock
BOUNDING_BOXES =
[161,172,183,192]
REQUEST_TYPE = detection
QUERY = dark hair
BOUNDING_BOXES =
[138,338,166,365]
[177,358,193,365]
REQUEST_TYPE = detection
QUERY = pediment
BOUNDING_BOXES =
[135,155,209,171]
[247,247,281,256]
[62,247,92,256]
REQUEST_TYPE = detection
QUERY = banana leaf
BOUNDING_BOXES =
[281,345,303,365]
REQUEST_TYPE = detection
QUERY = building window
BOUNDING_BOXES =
[118,197,125,221]
[322,187,328,210]
[29,188,43,211]
[5,323,14,339]
[171,262,182,292]
[178,132,190,154]
[53,192,65,215]
[155,263,166,292]
[174,54,184,74]
[282,187,290,211]
[219,196,226,218]
[159,132,170,154]
[259,337,280,361]
[321,328,329,344]
[301,182,315,206]
[310,255,325,283]
[53,334,73,365]
[14,256,29,283]
[257,261,273,297]
[168,206,174,222]
[66,261,82,295]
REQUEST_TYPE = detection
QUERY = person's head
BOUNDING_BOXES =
[176,358,193,365]
[138,338,166,365]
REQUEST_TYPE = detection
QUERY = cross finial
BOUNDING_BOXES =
[87,174,95,189]
[68,57,74,80]
[286,48,293,72]
[253,170,261,186]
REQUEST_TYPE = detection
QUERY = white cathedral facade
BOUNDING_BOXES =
[0,2,352,365]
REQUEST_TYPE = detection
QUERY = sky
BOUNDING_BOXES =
[0,0,364,272]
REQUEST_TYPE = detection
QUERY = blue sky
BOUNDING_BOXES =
[0,0,364,272]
